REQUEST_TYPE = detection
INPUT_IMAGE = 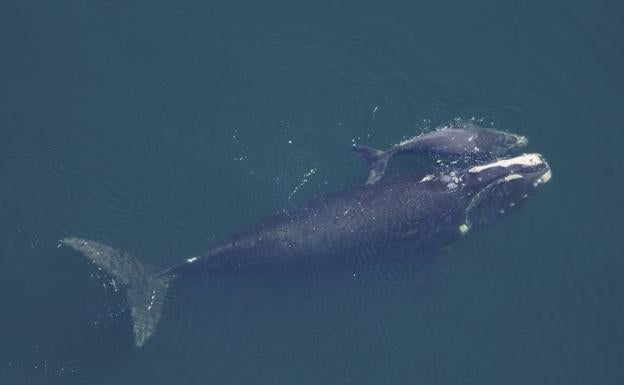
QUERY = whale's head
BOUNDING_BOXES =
[458,153,551,233]
[473,127,528,156]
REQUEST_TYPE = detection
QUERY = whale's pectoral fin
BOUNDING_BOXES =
[350,145,389,185]
[61,237,173,347]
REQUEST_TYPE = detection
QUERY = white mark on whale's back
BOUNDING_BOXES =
[420,174,435,183]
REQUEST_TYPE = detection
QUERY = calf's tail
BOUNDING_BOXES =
[350,145,389,184]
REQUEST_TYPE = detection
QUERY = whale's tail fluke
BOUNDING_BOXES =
[350,145,389,185]
[61,237,173,347]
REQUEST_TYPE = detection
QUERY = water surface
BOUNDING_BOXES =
[1,0,623,384]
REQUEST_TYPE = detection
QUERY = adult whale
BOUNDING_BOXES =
[62,153,551,347]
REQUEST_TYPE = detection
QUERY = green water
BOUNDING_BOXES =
[1,0,623,384]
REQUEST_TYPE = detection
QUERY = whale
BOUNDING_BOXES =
[62,153,551,347]
[351,124,528,184]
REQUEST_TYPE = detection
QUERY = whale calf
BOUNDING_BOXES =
[63,153,550,347]
[352,124,528,184]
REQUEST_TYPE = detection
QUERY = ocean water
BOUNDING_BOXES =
[1,0,623,384]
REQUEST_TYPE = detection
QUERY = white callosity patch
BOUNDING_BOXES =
[503,174,523,182]
[440,171,464,190]
[538,169,552,184]
[186,257,198,263]
[459,223,470,234]
[468,153,544,173]
[514,134,529,146]
[533,169,552,187]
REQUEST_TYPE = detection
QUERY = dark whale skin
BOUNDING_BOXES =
[168,173,470,276]
[60,152,550,346]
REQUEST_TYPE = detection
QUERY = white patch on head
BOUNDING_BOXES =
[538,169,552,184]
[420,174,435,183]
[513,134,529,146]
[533,169,552,186]
[503,174,523,182]
[468,153,544,173]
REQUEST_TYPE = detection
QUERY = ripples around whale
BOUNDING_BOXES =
[4,0,621,384]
